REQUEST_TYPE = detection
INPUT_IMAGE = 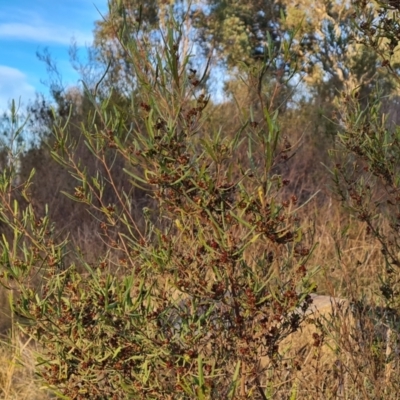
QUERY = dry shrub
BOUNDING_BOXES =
[260,294,400,399]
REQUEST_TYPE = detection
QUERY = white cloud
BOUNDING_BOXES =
[0,22,93,46]
[0,66,36,112]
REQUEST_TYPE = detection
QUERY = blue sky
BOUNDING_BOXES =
[0,0,108,112]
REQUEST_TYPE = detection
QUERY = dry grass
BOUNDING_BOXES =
[248,198,400,399]
[260,293,399,399]
[0,327,51,400]
[0,200,398,398]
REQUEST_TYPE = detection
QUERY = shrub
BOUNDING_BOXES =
[0,8,316,400]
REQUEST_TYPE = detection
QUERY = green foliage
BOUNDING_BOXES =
[0,8,317,400]
[5,1,400,398]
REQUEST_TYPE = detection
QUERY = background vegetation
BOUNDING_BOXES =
[1,0,400,398]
